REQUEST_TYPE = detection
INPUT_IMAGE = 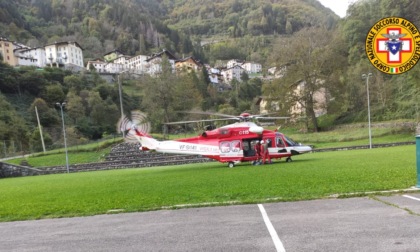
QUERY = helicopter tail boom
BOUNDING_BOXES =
[132,128,159,150]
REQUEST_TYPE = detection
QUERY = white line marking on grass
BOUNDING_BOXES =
[403,195,420,202]
[258,204,286,252]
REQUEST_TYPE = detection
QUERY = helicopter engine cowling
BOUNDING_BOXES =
[201,128,223,138]
[249,126,264,134]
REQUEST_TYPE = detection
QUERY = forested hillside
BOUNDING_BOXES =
[264,0,419,131]
[0,0,337,60]
[162,0,337,37]
[1,0,188,58]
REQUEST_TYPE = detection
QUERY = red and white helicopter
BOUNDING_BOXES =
[119,111,312,168]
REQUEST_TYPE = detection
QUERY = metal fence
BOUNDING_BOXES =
[0,134,122,159]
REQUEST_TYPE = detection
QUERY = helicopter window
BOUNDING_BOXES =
[231,140,241,152]
[220,129,229,135]
[284,136,298,146]
[220,142,231,153]
[276,137,285,147]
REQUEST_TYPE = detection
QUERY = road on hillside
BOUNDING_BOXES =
[1,193,420,252]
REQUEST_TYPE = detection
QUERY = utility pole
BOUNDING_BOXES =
[362,73,373,149]
[35,106,46,153]
[56,102,69,173]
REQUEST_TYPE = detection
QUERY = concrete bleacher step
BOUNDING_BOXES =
[40,143,212,174]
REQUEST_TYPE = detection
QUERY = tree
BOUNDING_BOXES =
[141,56,176,129]
[42,84,65,105]
[64,74,84,92]
[90,95,119,135]
[18,69,47,97]
[29,98,59,127]
[266,27,344,132]
[29,127,52,152]
[65,90,85,124]
[0,93,28,146]
[173,71,203,112]
[0,63,18,93]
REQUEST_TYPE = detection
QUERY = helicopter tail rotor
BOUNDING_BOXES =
[117,110,151,143]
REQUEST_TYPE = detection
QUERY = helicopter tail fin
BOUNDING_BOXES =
[131,127,159,151]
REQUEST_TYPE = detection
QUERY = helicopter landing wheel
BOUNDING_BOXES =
[286,157,292,162]
[228,162,235,168]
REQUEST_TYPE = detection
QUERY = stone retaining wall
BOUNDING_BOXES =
[0,143,213,177]
[0,162,44,178]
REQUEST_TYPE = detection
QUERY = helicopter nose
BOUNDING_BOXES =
[293,145,312,154]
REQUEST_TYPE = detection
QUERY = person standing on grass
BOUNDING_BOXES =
[260,140,271,165]
[254,140,262,165]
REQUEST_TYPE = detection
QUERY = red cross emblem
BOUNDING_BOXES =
[376,28,412,63]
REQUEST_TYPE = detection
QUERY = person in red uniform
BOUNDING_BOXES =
[254,140,262,165]
[260,140,272,165]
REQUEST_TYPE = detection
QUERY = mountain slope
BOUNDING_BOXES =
[162,0,338,37]
[0,0,338,60]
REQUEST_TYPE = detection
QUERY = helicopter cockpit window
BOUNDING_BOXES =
[276,137,285,147]
[284,136,298,146]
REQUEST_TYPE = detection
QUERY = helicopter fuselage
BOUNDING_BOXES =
[135,121,312,167]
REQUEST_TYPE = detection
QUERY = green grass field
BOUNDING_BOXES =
[0,145,417,222]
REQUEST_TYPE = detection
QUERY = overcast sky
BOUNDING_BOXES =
[318,0,356,18]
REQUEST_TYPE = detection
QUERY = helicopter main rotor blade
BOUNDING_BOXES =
[177,110,238,119]
[164,117,237,125]
[255,116,289,120]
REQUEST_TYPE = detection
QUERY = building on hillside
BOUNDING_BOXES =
[256,79,327,120]
[105,62,127,74]
[88,49,183,76]
[113,54,130,65]
[290,80,327,118]
[44,41,84,70]
[255,97,280,115]
[104,50,124,62]
[1,38,83,71]
[86,59,107,72]
[226,59,243,68]
[144,49,177,75]
[221,64,245,83]
[242,61,262,74]
[13,47,42,67]
[126,54,148,74]
[20,47,46,67]
[175,56,202,73]
[0,37,23,66]
[203,64,230,92]
[209,72,231,91]
[267,64,288,78]
[86,59,129,74]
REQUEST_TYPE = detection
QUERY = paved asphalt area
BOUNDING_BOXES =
[1,193,420,252]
